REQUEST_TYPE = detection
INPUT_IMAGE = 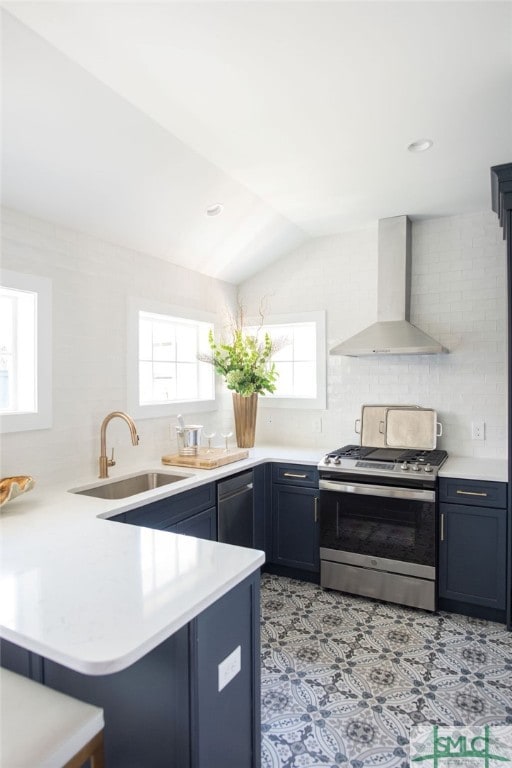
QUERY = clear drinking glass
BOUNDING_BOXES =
[203,431,216,452]
[220,431,233,452]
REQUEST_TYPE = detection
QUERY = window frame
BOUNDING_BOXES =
[248,310,326,410]
[0,269,52,433]
[127,297,216,419]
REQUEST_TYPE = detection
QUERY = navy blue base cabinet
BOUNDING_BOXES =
[1,572,261,768]
[439,477,507,622]
[253,462,271,556]
[268,463,320,580]
[112,482,217,540]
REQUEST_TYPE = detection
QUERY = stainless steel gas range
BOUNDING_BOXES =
[318,445,448,611]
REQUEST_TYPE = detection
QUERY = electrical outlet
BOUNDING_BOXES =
[471,421,485,440]
[312,417,322,433]
[218,645,241,692]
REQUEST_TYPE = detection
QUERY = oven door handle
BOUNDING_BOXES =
[319,479,435,502]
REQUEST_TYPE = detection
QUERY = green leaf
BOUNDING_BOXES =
[203,327,280,395]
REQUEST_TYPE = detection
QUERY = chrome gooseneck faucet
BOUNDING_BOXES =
[99,411,139,478]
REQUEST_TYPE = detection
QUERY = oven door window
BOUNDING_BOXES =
[320,489,435,567]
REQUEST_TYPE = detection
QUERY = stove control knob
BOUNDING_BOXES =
[333,457,341,465]
[400,462,409,470]
[424,463,433,473]
[411,463,420,471]
[324,456,331,465]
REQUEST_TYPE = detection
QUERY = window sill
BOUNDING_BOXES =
[129,399,217,420]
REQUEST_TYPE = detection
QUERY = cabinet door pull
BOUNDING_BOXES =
[283,472,308,479]
[440,512,444,542]
[456,489,488,497]
[314,496,319,523]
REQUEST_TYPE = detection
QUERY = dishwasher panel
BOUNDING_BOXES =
[217,471,254,548]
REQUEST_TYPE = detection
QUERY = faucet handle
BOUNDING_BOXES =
[108,447,116,468]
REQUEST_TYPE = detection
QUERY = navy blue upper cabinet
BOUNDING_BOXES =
[270,464,320,574]
[439,478,507,614]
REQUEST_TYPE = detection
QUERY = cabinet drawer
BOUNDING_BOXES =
[272,463,318,488]
[439,477,507,508]
[124,483,215,528]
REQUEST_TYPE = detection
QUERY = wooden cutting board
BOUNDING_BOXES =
[162,447,249,469]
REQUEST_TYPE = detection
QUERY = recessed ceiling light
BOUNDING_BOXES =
[407,139,433,153]
[206,203,224,217]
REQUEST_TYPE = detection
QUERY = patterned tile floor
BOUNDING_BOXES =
[260,574,512,768]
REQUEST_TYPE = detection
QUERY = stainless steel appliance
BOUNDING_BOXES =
[217,471,254,548]
[330,216,447,356]
[318,445,448,611]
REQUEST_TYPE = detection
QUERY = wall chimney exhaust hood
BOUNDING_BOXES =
[330,215,447,356]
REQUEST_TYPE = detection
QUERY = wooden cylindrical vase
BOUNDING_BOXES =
[232,393,258,448]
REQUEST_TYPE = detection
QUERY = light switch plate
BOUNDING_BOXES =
[218,645,241,692]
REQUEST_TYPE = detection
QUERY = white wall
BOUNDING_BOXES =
[0,207,236,485]
[239,211,507,458]
[1,207,507,486]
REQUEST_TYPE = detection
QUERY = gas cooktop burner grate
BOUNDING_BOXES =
[325,444,447,467]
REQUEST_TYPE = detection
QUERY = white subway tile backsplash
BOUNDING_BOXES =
[1,206,235,483]
[240,211,507,458]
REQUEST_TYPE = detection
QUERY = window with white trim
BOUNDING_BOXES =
[0,270,52,433]
[248,310,326,409]
[128,299,215,418]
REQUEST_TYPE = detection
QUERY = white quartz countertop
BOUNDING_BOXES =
[0,446,326,677]
[1,444,506,676]
[439,456,508,483]
[0,511,263,676]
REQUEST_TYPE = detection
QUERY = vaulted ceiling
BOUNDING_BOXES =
[2,2,511,283]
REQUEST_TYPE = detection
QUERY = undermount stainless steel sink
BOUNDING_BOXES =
[70,471,192,500]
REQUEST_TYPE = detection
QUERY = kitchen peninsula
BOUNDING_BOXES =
[0,470,266,768]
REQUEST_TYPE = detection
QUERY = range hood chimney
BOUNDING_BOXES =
[330,215,447,356]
